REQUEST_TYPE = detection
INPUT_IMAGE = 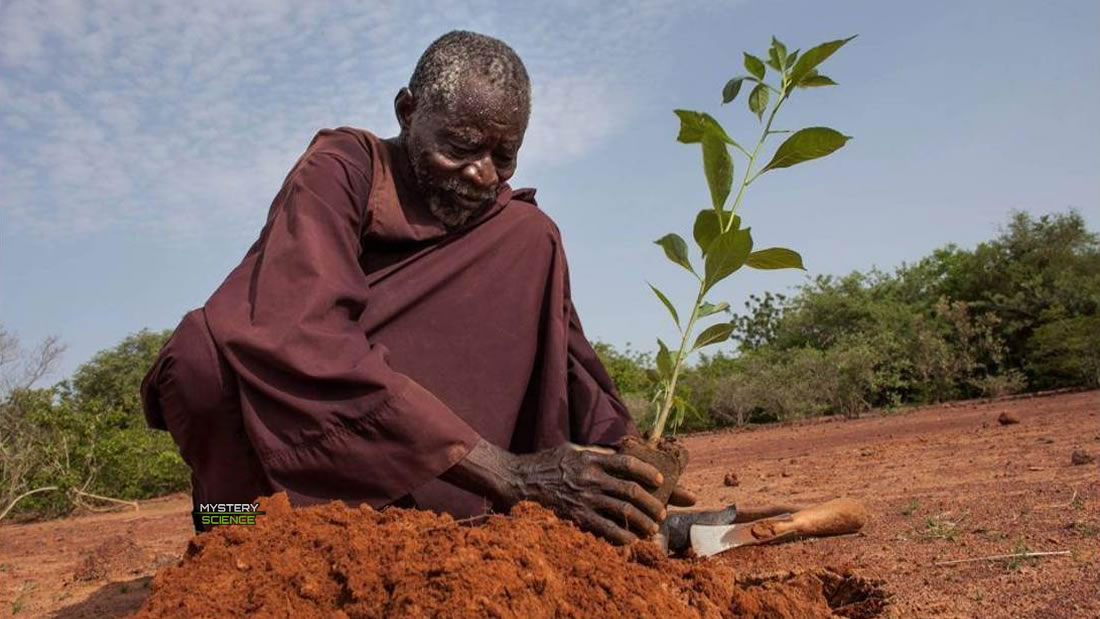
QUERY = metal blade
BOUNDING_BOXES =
[690,523,758,557]
[690,513,795,558]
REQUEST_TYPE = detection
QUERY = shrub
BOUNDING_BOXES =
[0,328,189,521]
[1027,315,1100,388]
[970,370,1028,400]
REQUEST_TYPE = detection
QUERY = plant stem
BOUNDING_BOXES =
[648,284,707,445]
[649,82,794,444]
[724,89,788,232]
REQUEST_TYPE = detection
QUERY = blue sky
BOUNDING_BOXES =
[1,0,1097,383]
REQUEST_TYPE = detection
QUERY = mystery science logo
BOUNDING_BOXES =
[193,503,265,526]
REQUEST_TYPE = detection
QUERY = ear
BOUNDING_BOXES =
[394,87,416,133]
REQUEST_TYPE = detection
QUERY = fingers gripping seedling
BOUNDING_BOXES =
[647,35,856,443]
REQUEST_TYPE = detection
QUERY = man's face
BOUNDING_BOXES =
[401,76,527,229]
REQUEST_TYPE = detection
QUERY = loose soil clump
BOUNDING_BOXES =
[1070,449,1095,465]
[617,435,690,504]
[71,535,150,582]
[137,493,883,618]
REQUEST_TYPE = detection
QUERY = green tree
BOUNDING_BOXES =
[68,329,173,421]
[1,328,188,521]
[592,342,654,397]
[1027,315,1100,388]
[928,211,1100,381]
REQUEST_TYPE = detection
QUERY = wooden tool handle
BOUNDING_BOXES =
[768,498,867,538]
[734,504,807,523]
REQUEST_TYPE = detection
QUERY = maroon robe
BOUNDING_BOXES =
[141,127,637,520]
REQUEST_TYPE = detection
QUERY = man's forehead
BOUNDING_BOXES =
[430,98,527,138]
[426,73,526,124]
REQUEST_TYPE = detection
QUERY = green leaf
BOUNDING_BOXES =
[674,110,706,143]
[692,322,734,351]
[656,339,672,379]
[702,134,733,210]
[743,53,766,80]
[654,233,695,274]
[693,210,740,255]
[698,301,730,317]
[645,369,661,384]
[799,74,837,88]
[788,35,857,90]
[748,83,769,121]
[680,396,700,420]
[703,228,753,293]
[760,127,850,173]
[770,36,787,70]
[722,77,745,104]
[771,37,788,66]
[671,398,685,430]
[745,247,806,270]
[648,283,680,329]
[674,110,737,146]
[766,47,781,71]
[693,210,721,256]
[786,49,800,67]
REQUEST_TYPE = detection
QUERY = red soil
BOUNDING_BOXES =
[134,494,878,618]
[1,390,1095,617]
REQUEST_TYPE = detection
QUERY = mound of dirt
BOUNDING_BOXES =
[71,535,150,582]
[137,493,884,618]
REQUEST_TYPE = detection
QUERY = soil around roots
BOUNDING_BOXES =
[618,434,690,505]
[136,493,884,618]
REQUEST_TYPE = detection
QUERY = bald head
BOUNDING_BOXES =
[408,31,531,119]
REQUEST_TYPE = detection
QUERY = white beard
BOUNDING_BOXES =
[427,192,485,229]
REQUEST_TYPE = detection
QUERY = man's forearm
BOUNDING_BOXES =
[440,438,523,510]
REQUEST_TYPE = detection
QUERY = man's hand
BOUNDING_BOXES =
[509,444,667,545]
[669,485,697,508]
[442,439,669,545]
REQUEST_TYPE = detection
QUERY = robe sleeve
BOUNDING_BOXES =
[559,252,641,445]
[204,137,480,507]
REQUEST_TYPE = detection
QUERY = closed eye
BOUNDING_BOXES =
[448,142,479,157]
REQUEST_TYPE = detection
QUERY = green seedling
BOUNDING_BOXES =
[922,516,960,541]
[646,35,857,442]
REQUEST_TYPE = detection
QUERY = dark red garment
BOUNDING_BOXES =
[142,127,637,520]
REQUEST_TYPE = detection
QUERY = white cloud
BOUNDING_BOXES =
[0,0,723,241]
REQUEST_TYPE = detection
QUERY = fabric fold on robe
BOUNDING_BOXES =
[143,127,638,519]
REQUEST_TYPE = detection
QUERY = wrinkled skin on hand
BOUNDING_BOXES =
[510,444,668,545]
[442,439,697,546]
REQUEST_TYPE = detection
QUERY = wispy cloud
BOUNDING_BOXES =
[0,0,721,241]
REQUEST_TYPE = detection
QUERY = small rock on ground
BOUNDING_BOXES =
[1070,449,1095,466]
[997,412,1020,425]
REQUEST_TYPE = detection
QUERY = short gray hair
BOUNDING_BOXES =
[409,31,531,117]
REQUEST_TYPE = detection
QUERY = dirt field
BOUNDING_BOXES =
[2,390,1096,617]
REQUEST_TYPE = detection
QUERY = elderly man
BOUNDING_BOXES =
[141,31,695,545]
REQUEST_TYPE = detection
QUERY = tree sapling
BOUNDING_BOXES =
[622,35,857,503]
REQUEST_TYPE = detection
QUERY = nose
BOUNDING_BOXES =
[461,156,498,189]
